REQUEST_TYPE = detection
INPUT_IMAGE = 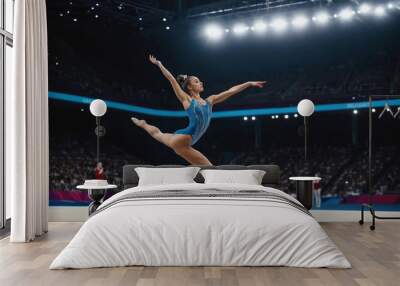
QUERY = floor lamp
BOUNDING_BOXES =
[89,99,107,163]
[297,99,315,164]
[289,99,316,210]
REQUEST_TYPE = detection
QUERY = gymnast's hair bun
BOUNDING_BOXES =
[176,74,188,87]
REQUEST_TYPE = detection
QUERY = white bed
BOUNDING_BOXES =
[50,183,351,269]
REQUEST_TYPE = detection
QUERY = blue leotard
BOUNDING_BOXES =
[175,99,212,145]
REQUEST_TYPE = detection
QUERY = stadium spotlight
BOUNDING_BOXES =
[233,23,249,35]
[284,114,289,119]
[374,6,386,17]
[251,116,256,121]
[292,15,309,29]
[359,3,372,14]
[244,116,248,121]
[372,108,376,113]
[339,8,355,21]
[204,24,224,41]
[294,113,299,118]
[353,109,358,115]
[313,11,330,25]
[276,115,279,119]
[387,3,394,9]
[253,20,268,33]
[225,28,230,33]
[271,18,288,32]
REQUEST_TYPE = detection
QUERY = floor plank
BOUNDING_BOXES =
[0,222,399,286]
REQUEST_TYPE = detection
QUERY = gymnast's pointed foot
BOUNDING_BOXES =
[131,117,146,127]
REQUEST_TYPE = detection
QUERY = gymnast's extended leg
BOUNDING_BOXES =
[131,117,174,146]
[131,117,212,165]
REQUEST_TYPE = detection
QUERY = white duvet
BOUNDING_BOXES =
[50,183,351,269]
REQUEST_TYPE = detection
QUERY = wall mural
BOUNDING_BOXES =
[48,11,400,212]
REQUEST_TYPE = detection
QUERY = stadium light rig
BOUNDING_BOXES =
[232,23,249,36]
[202,1,399,41]
[270,18,288,33]
[338,8,355,21]
[374,6,386,17]
[204,24,224,41]
[292,15,309,29]
[252,20,267,33]
[359,3,372,14]
[313,11,331,25]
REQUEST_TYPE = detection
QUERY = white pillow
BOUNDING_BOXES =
[200,169,266,185]
[135,167,200,186]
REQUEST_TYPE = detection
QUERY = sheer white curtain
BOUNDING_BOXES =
[7,0,49,242]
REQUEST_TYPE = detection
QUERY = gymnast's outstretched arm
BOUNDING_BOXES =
[149,55,190,105]
[206,81,266,105]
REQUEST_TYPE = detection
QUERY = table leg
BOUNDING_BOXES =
[88,189,107,215]
[296,181,313,210]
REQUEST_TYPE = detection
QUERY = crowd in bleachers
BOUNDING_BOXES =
[330,147,397,196]
[49,142,400,198]
[49,139,142,191]
[227,146,400,197]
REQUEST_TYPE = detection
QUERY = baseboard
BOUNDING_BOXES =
[49,206,88,222]
[311,210,374,222]
[49,206,400,222]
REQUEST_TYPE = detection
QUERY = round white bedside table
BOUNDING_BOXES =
[289,177,321,210]
[77,183,117,215]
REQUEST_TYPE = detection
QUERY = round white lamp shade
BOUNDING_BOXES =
[90,99,107,117]
[297,99,315,117]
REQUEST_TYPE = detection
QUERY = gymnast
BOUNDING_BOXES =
[131,55,266,166]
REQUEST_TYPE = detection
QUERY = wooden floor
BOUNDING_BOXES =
[0,222,399,286]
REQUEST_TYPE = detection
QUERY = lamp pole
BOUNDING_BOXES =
[94,117,106,164]
[90,99,107,164]
[96,117,100,163]
[297,99,315,169]
[304,116,308,163]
